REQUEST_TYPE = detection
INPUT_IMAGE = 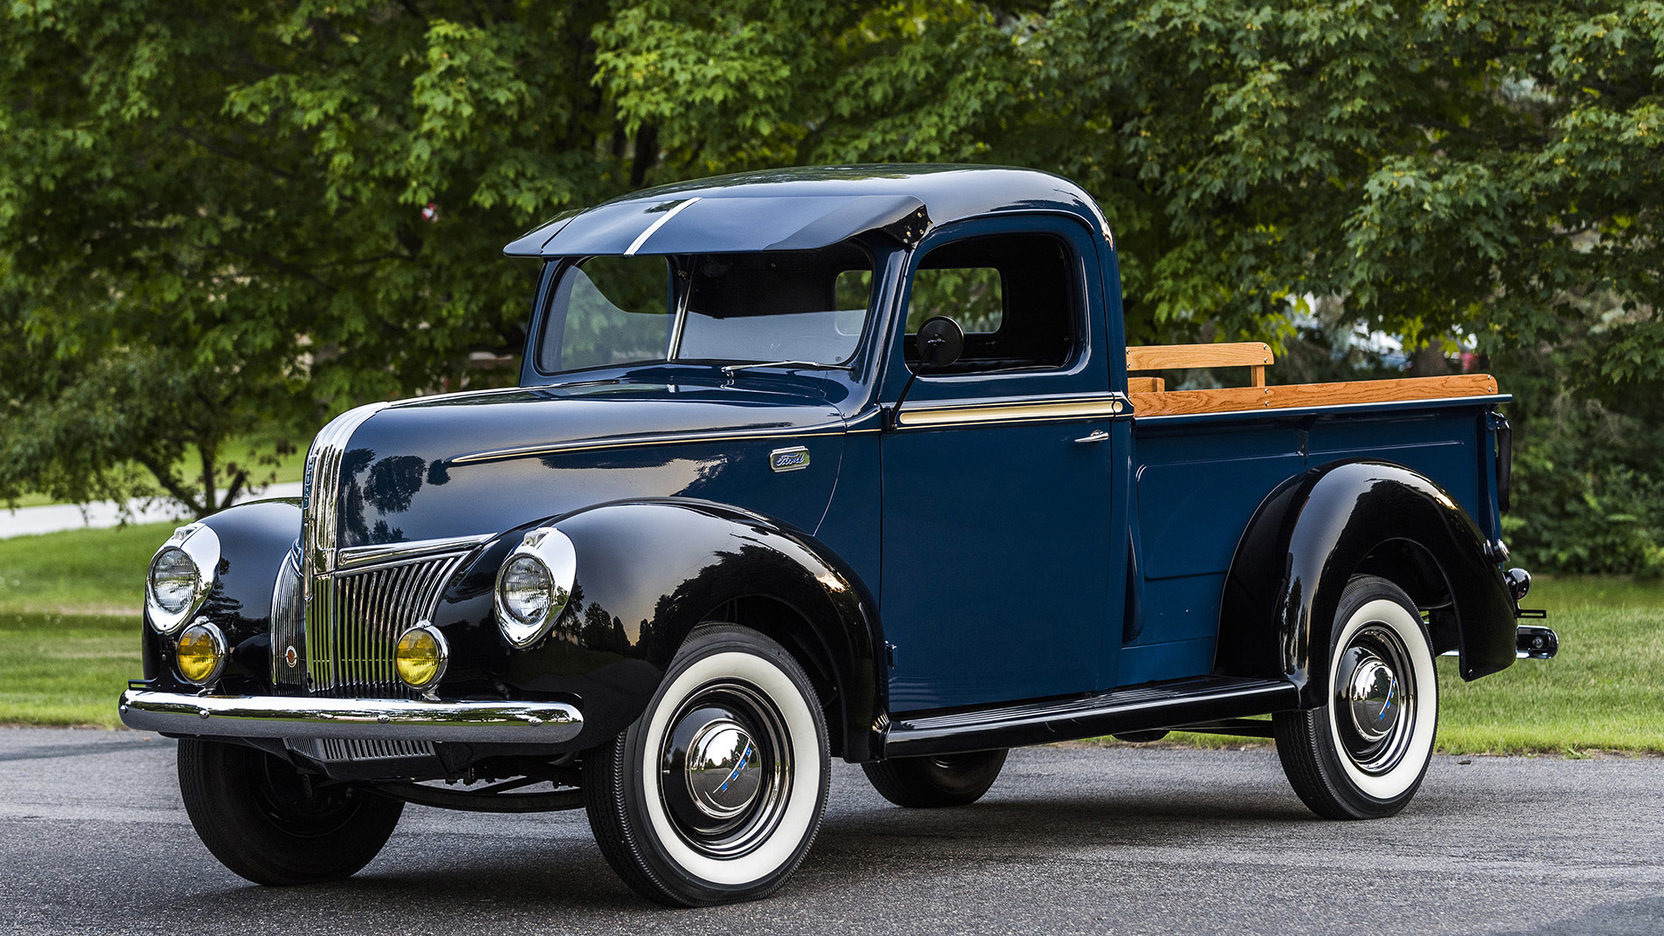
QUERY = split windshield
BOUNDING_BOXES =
[536,243,874,375]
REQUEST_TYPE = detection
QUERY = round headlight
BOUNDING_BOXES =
[498,556,554,633]
[146,524,219,634]
[149,547,199,614]
[395,624,448,690]
[175,621,227,685]
[494,526,576,649]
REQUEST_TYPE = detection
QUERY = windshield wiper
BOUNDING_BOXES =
[719,360,854,376]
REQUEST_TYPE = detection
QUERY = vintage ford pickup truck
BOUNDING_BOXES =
[120,166,1554,905]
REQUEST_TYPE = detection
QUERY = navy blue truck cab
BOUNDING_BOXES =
[120,166,1553,906]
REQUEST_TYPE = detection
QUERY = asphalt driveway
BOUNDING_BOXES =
[0,728,1658,935]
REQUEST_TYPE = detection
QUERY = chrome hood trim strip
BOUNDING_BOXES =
[382,384,543,409]
[298,401,390,697]
[450,422,847,466]
[334,533,493,573]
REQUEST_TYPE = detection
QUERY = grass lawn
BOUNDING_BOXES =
[1434,577,1664,754]
[1,521,1660,751]
[0,522,170,726]
[0,521,177,615]
[0,612,136,727]
[1157,576,1664,755]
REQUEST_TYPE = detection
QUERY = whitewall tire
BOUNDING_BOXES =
[1274,575,1439,819]
[584,625,829,905]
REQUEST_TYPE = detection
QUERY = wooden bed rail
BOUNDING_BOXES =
[1128,373,1500,418]
[1126,341,1275,392]
[1122,341,1500,415]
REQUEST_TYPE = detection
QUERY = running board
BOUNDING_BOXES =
[881,676,1298,758]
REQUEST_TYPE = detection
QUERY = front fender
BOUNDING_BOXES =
[1217,461,1516,706]
[430,498,884,761]
[141,499,300,694]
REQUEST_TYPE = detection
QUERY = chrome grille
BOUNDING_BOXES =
[304,552,467,697]
[293,402,487,700]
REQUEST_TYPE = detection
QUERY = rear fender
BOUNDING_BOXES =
[1217,461,1515,706]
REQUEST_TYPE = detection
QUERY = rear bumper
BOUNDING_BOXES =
[118,689,583,745]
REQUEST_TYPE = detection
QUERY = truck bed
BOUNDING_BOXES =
[1121,345,1506,687]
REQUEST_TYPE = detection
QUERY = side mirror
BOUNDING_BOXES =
[915,316,964,369]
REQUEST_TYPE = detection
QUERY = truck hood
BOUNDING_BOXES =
[322,379,847,547]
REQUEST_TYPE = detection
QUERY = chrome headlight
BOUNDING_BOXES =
[146,523,220,634]
[494,527,576,648]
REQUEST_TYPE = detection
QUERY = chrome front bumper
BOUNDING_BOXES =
[118,690,583,745]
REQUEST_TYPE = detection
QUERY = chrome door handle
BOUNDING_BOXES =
[1074,429,1110,444]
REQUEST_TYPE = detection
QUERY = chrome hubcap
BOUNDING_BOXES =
[1333,623,1418,776]
[658,682,791,858]
[1347,655,1400,743]
[684,718,761,820]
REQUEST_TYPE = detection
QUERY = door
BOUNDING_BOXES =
[879,217,1124,712]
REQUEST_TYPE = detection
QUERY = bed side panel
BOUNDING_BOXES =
[1126,404,1495,687]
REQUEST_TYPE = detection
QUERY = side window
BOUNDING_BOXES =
[906,268,1003,334]
[903,233,1078,374]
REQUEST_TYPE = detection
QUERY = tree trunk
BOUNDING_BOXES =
[1406,344,1451,378]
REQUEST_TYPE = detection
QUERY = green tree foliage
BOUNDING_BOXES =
[0,0,626,512]
[1491,295,1664,576]
[1035,2,1664,354]
[3,1,1662,570]
[0,0,1038,513]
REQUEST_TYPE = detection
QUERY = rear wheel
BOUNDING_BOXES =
[862,750,1008,808]
[584,626,829,906]
[1274,575,1439,819]
[177,738,403,885]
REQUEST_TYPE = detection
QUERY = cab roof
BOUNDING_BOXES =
[501,165,1112,258]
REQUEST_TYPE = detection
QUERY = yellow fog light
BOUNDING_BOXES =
[175,622,227,685]
[396,623,448,690]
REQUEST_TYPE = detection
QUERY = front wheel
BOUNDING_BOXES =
[1274,575,1439,819]
[177,738,403,885]
[584,626,829,906]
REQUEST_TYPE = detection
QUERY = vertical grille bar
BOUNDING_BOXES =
[380,566,403,686]
[386,565,412,684]
[305,578,335,691]
[368,565,394,688]
[351,565,369,690]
